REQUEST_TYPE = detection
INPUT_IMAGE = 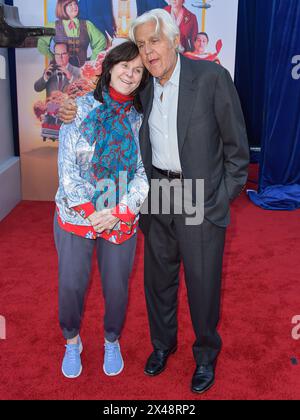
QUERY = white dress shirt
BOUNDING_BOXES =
[149,55,182,172]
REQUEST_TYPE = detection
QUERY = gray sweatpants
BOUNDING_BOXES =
[53,214,137,341]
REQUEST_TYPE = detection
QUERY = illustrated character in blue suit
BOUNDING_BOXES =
[78,0,167,37]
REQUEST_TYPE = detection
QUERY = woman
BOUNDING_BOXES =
[165,0,198,52]
[38,0,107,67]
[54,41,149,379]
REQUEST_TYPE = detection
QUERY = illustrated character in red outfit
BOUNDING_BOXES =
[184,32,223,64]
[164,0,198,52]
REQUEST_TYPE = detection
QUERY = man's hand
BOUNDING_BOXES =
[43,64,55,82]
[60,66,72,81]
[88,209,119,233]
[58,97,78,123]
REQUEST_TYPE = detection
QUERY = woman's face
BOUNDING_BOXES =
[110,55,144,96]
[65,1,79,20]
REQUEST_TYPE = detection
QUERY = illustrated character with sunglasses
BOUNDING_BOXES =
[35,42,81,142]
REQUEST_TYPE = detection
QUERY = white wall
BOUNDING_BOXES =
[0,0,21,221]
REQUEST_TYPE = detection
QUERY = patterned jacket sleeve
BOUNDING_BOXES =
[118,151,149,217]
[57,99,95,209]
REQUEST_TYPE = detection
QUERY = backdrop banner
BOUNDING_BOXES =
[15,0,239,201]
[248,0,300,210]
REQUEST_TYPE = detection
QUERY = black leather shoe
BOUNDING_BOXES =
[191,364,215,394]
[144,346,177,376]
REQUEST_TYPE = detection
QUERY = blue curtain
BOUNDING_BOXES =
[235,0,273,149]
[243,0,300,210]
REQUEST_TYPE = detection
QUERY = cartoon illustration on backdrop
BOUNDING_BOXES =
[184,0,222,61]
[184,31,222,63]
[165,0,198,52]
[34,0,107,141]
[37,0,107,67]
[33,0,223,142]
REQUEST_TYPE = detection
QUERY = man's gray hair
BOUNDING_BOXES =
[129,8,180,51]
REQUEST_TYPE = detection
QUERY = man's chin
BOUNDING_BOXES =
[148,70,162,78]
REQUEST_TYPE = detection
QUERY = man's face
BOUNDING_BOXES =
[194,34,208,54]
[54,44,69,67]
[135,21,179,85]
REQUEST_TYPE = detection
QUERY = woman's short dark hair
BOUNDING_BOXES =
[94,41,149,113]
[196,32,209,42]
[56,0,78,20]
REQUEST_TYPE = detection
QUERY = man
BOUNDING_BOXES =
[78,0,167,37]
[34,43,80,98]
[59,9,249,394]
[129,9,249,394]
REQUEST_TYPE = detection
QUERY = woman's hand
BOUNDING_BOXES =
[88,209,119,233]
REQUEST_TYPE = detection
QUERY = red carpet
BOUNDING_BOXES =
[1,166,300,400]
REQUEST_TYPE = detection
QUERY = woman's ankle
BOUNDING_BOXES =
[67,335,79,345]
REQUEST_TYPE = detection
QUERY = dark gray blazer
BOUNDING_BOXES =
[138,55,249,232]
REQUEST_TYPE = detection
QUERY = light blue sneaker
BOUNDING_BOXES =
[62,336,83,379]
[103,340,124,376]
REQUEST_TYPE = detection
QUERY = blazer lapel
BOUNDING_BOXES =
[138,78,154,168]
[177,56,198,155]
[139,58,198,166]
[140,77,154,124]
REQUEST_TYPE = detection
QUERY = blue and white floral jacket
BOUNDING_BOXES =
[55,93,149,231]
